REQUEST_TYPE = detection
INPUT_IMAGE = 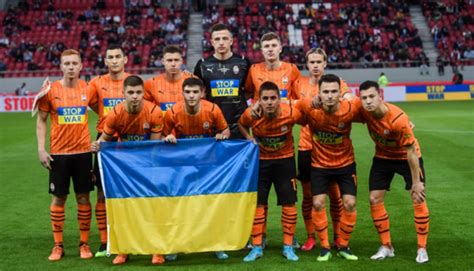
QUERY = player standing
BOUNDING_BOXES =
[297,74,362,261]
[295,48,353,251]
[358,81,429,263]
[144,45,193,112]
[239,81,304,262]
[91,75,164,265]
[88,44,129,257]
[36,49,94,261]
[245,32,300,101]
[194,23,251,139]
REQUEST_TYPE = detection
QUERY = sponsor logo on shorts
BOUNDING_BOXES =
[50,182,55,192]
[58,106,87,124]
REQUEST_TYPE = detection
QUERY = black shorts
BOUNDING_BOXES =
[49,152,94,196]
[93,132,118,191]
[297,150,311,183]
[258,157,297,205]
[369,157,426,191]
[311,163,357,196]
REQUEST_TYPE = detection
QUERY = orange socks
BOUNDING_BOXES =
[339,210,357,247]
[312,208,330,249]
[282,205,297,246]
[251,206,266,246]
[95,202,107,244]
[413,202,429,248]
[50,204,65,245]
[77,203,92,244]
[301,182,315,239]
[371,202,391,246]
[328,182,343,240]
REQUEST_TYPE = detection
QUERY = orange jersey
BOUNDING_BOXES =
[239,103,304,160]
[89,73,129,133]
[296,76,351,151]
[103,100,163,141]
[361,102,422,160]
[144,71,193,112]
[163,100,228,139]
[38,80,91,155]
[297,98,363,169]
[245,62,300,101]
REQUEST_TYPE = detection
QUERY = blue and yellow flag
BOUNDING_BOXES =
[99,138,259,255]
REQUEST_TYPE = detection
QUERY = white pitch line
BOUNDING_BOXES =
[415,128,474,134]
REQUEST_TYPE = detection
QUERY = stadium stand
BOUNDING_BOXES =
[0,0,189,77]
[421,0,474,69]
[202,1,428,69]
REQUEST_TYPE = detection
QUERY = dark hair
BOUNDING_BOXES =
[182,77,205,90]
[359,80,380,93]
[163,45,182,56]
[259,81,280,98]
[210,23,232,35]
[260,32,281,43]
[105,44,125,55]
[123,75,144,88]
[318,74,341,88]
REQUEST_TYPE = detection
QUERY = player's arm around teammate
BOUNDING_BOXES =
[238,81,304,262]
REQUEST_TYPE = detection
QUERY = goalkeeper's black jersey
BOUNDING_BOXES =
[194,54,251,138]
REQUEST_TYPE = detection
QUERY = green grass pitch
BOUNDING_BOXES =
[0,100,473,270]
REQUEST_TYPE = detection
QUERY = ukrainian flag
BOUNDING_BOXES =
[99,138,259,255]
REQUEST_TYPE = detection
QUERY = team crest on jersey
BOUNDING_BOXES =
[281,125,288,132]
[233,65,240,74]
[203,121,210,129]
[81,94,87,101]
[384,129,390,135]
[50,183,55,192]
[282,76,289,85]
[143,122,150,130]
[338,122,345,129]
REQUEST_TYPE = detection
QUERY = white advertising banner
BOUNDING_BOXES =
[0,96,36,112]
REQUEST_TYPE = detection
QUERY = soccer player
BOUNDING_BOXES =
[295,48,353,251]
[297,74,362,262]
[88,44,129,257]
[238,81,304,262]
[36,49,94,261]
[245,32,301,101]
[144,45,193,112]
[194,23,251,139]
[358,81,429,263]
[244,31,301,248]
[162,77,230,260]
[91,75,164,265]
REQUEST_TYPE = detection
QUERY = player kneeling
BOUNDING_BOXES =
[91,75,165,265]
